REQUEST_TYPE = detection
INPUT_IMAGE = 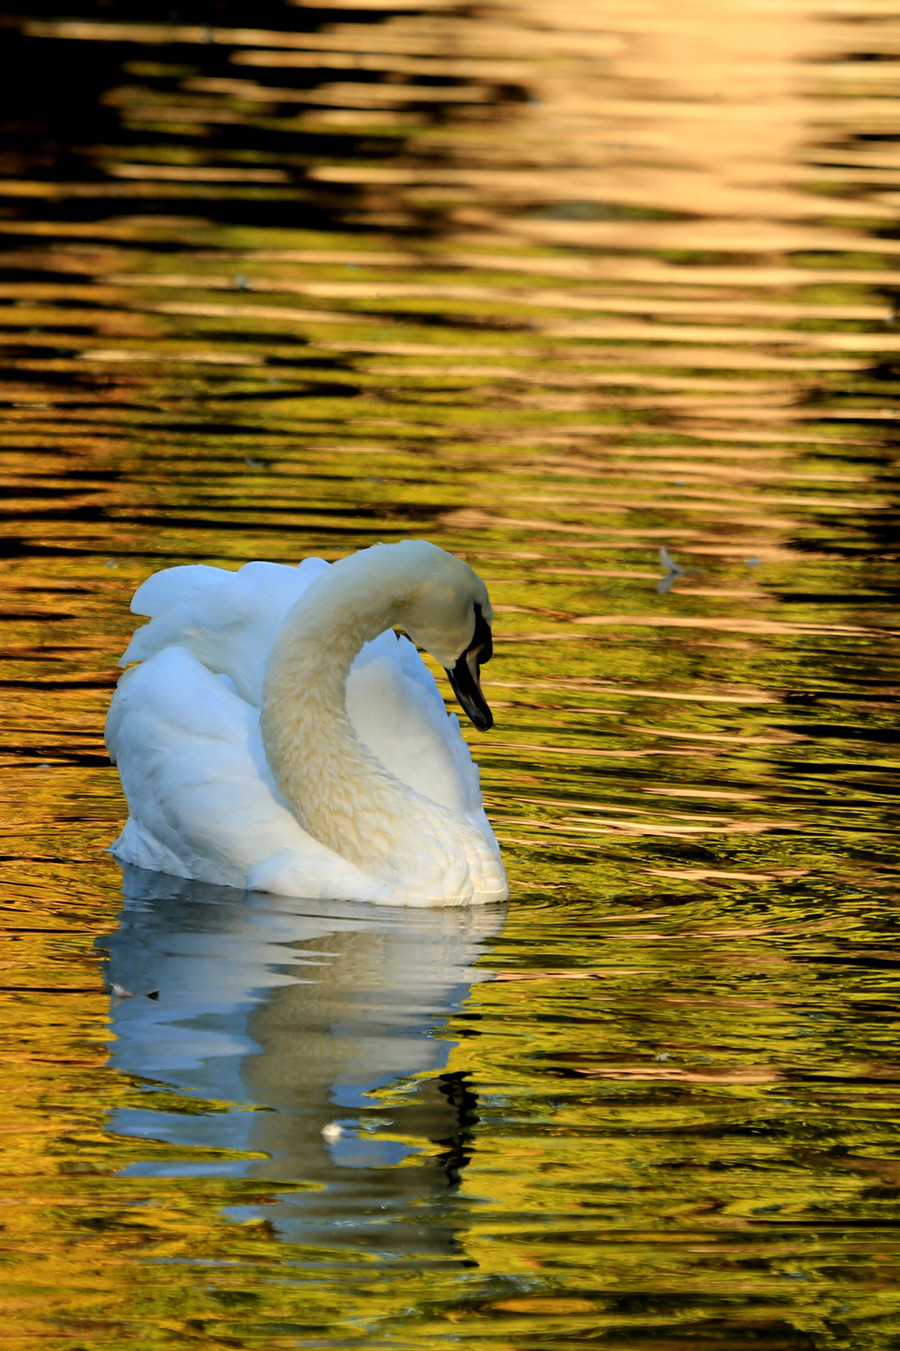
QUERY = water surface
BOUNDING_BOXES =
[1,1,899,1347]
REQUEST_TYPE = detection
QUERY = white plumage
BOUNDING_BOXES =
[106,541,508,906]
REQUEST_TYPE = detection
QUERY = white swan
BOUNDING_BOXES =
[105,540,508,907]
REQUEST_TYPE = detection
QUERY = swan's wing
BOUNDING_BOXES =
[121,558,330,706]
[106,645,382,900]
[347,632,491,830]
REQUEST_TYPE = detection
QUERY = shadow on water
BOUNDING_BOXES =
[0,0,529,233]
[101,864,504,1251]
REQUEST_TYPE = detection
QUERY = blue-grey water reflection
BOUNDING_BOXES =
[102,865,502,1244]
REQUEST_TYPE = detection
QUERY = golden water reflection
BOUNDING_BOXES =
[1,0,900,1346]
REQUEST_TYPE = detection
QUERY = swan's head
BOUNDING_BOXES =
[371,540,496,731]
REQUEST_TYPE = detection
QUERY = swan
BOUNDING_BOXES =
[105,540,508,907]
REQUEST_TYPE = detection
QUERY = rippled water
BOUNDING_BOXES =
[2,1,900,1347]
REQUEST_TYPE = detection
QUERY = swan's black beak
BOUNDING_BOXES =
[445,603,494,731]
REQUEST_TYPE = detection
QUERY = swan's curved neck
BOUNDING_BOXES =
[259,557,437,877]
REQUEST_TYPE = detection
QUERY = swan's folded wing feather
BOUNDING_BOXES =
[121,557,330,705]
[347,632,489,828]
[130,563,228,618]
[107,645,379,898]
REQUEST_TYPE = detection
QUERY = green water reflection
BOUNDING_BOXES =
[1,0,900,1346]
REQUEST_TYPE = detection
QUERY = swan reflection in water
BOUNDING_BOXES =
[100,864,504,1249]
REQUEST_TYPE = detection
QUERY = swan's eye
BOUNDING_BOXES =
[469,602,493,666]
